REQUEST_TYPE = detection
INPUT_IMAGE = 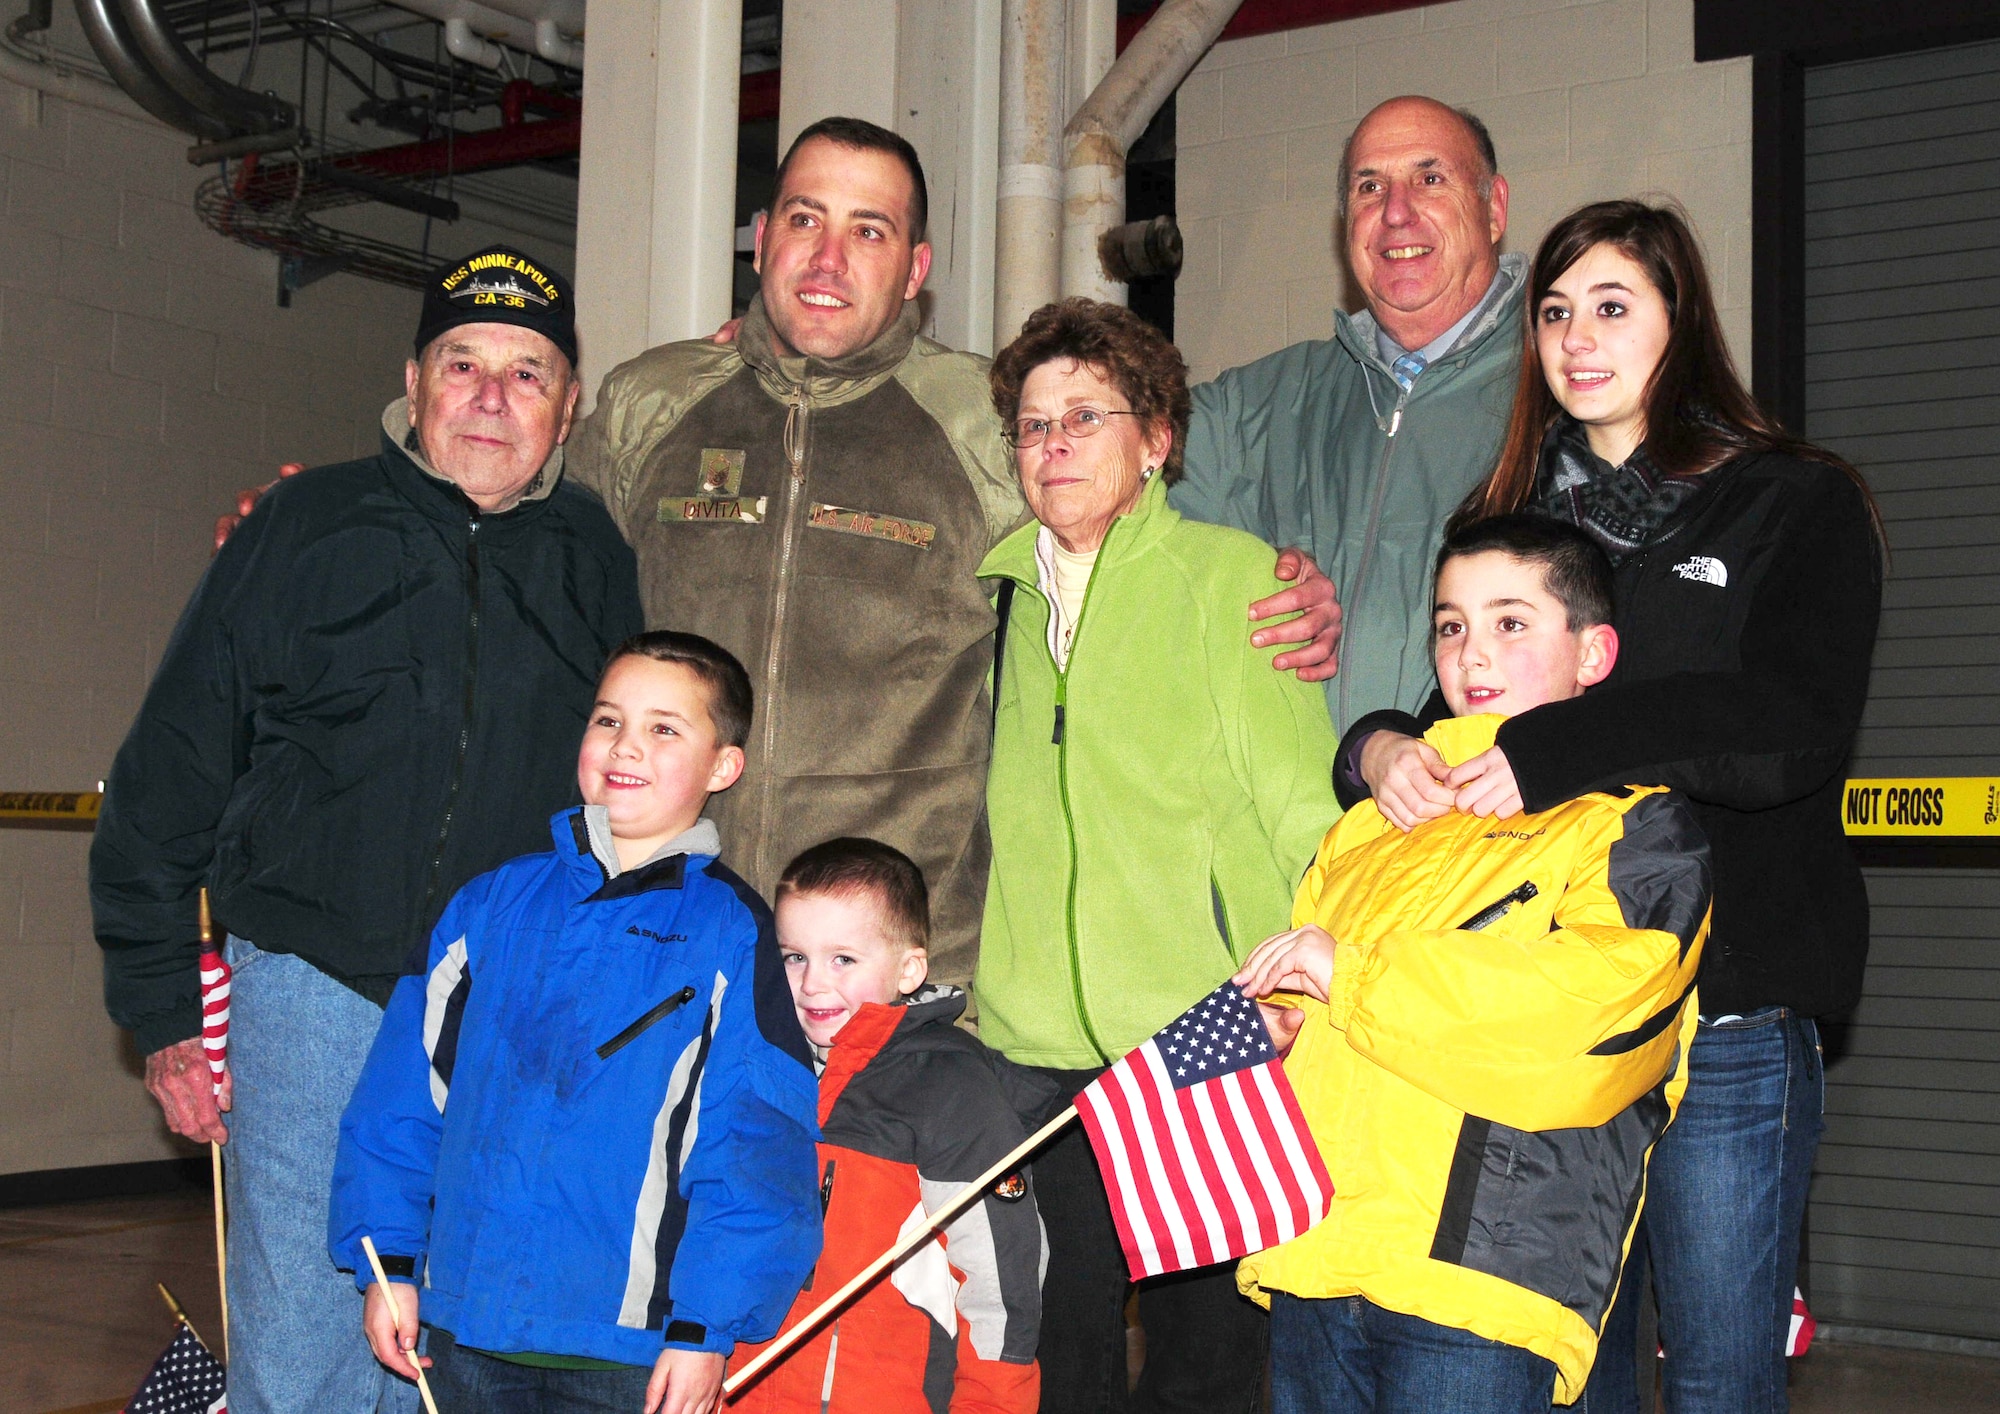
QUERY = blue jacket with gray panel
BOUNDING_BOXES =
[329,807,822,1365]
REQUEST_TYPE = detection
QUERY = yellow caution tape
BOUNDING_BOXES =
[0,791,102,822]
[6,783,1996,838]
[1843,778,2000,837]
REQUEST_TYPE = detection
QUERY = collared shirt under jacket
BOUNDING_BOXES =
[1174,255,1527,734]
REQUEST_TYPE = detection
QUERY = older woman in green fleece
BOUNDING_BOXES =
[975,297,1338,1414]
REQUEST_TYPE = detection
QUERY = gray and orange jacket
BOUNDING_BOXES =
[727,987,1047,1414]
[566,299,1025,997]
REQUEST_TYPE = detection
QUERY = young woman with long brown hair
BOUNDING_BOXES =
[1336,200,1883,1414]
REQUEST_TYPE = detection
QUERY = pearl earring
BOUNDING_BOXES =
[1141,466,1156,481]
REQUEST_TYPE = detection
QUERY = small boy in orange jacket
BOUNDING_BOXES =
[726,838,1047,1414]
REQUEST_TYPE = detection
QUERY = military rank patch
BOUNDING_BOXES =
[698,447,745,497]
[807,502,936,549]
[659,448,765,524]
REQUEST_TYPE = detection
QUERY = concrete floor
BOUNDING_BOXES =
[3,1192,1997,1414]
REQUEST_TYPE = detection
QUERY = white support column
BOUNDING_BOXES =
[778,0,899,149]
[993,0,1065,344]
[574,0,740,399]
[650,0,745,344]
[895,0,1003,353]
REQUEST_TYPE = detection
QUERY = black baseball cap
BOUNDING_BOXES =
[414,245,578,369]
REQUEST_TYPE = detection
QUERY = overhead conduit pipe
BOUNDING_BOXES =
[113,0,295,132]
[1062,0,1241,304]
[72,0,227,135]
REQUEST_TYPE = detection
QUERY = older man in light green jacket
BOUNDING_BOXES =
[1175,95,1526,735]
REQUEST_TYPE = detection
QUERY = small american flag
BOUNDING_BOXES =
[1787,1287,1816,1357]
[1076,982,1333,1279]
[125,1320,226,1413]
[197,946,230,1097]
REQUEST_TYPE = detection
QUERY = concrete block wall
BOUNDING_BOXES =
[0,80,423,1176]
[1172,0,1752,383]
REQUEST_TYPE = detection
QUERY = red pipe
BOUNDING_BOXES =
[741,68,780,124]
[1116,0,1427,50]
[342,114,583,179]
[501,78,583,126]
[242,3,1403,209]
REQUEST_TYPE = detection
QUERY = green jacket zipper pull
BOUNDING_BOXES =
[1052,702,1065,744]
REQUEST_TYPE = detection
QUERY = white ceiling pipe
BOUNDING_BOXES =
[992,0,1065,345]
[474,0,585,36]
[385,0,540,61]
[533,18,583,69]
[0,43,154,123]
[1060,0,1240,304]
[444,16,504,68]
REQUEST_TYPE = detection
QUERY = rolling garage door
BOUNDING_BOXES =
[1801,37,2000,1345]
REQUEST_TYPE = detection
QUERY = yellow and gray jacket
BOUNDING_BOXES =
[565,297,1024,995]
[1239,713,1710,1404]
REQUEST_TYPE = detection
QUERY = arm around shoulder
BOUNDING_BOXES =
[1498,463,1882,812]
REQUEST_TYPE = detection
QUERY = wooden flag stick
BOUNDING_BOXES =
[211,1142,227,1363]
[722,1104,1079,1399]
[199,888,229,1366]
[363,1235,442,1414]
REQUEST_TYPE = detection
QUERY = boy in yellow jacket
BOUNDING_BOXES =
[1233,516,1710,1412]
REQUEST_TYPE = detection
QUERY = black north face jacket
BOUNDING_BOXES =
[1340,449,1883,1018]
[91,418,643,1054]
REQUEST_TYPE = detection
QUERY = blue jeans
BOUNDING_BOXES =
[1578,1009,1824,1414]
[427,1329,655,1413]
[1270,1293,1557,1414]
[223,936,418,1414]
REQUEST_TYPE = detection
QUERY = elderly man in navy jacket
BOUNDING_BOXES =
[90,246,643,1414]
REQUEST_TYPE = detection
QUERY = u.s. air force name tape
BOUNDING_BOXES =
[1843,778,2000,837]
[0,791,102,822]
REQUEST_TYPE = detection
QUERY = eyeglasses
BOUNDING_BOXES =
[1005,407,1140,448]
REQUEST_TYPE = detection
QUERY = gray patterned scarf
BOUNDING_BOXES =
[1535,417,1705,565]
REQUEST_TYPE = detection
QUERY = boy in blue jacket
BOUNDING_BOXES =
[330,631,822,1414]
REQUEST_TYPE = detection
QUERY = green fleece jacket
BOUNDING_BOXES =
[1174,255,1527,734]
[974,478,1341,1068]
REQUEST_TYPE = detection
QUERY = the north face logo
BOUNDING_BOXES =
[1671,556,1727,587]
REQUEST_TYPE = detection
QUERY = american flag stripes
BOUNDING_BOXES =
[197,947,230,1097]
[1075,983,1333,1280]
[1787,1287,1816,1357]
